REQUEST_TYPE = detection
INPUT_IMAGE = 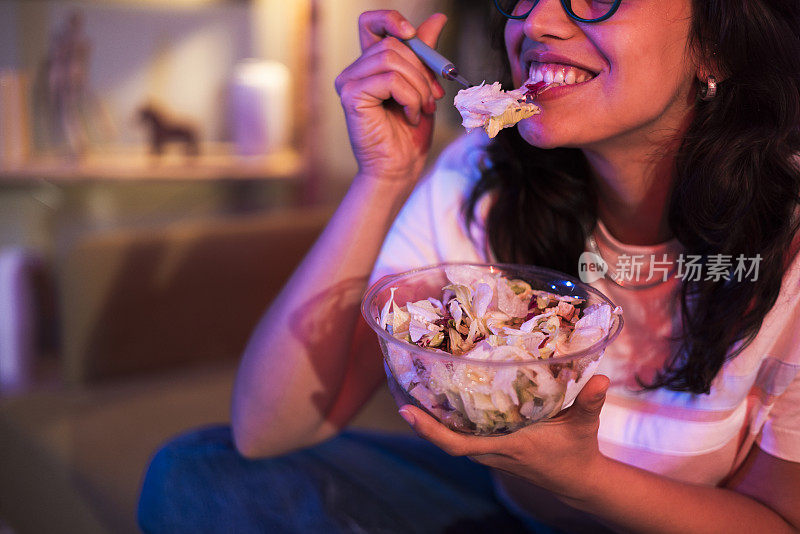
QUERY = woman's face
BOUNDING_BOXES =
[505,0,697,150]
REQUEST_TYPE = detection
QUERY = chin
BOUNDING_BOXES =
[516,120,568,150]
[517,116,607,150]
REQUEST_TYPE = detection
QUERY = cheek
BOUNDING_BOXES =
[601,9,694,99]
[504,23,525,85]
[583,23,694,125]
[608,48,693,120]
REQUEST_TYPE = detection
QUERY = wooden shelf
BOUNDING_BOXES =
[0,144,304,183]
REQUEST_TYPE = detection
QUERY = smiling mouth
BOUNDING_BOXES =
[526,62,598,86]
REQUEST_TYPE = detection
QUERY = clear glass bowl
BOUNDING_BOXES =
[361,263,623,436]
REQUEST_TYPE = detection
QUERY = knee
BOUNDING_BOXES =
[137,425,237,533]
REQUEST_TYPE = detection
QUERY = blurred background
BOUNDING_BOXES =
[0,0,498,532]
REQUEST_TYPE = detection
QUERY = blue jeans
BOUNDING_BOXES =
[137,426,558,533]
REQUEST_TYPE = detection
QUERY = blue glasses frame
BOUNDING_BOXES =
[493,0,622,23]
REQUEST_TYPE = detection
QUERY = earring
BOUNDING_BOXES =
[699,75,717,101]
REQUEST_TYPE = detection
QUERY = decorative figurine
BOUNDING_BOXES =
[137,103,199,158]
[44,11,92,157]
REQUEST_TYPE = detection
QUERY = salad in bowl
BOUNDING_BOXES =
[361,263,623,436]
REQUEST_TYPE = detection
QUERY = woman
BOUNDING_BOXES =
[138,1,800,532]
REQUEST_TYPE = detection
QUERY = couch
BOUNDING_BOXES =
[0,205,410,534]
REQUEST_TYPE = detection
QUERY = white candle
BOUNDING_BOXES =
[229,59,291,156]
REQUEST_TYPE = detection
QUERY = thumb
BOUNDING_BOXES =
[571,374,610,421]
[416,13,448,49]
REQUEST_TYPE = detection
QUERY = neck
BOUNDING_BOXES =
[582,131,686,246]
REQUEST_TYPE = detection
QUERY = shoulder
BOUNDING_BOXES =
[767,224,800,309]
[398,129,492,230]
[370,131,494,282]
[753,231,800,462]
[724,227,800,376]
[411,129,491,205]
[433,129,492,178]
[767,223,800,352]
[782,221,800,288]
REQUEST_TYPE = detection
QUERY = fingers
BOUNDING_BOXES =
[416,12,448,49]
[336,43,441,115]
[398,405,500,457]
[354,11,447,98]
[362,37,445,99]
[359,10,416,51]
[571,375,610,421]
[339,72,426,125]
[358,10,448,51]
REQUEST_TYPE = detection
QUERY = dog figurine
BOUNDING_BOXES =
[138,104,199,157]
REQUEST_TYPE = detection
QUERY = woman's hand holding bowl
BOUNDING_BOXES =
[399,374,611,503]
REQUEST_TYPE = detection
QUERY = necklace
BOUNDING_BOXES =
[586,233,679,291]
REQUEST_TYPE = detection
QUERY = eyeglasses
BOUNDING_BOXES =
[493,0,622,24]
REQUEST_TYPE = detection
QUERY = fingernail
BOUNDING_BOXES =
[426,96,436,114]
[399,408,415,426]
[400,21,415,37]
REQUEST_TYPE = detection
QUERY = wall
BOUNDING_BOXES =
[0,1,20,69]
[13,0,253,146]
[0,1,262,254]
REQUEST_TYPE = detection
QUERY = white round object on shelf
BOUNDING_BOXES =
[229,59,291,156]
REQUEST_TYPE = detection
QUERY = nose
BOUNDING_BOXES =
[523,0,577,41]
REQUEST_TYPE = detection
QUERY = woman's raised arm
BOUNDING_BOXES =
[231,10,447,459]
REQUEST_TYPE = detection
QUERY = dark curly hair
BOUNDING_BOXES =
[465,0,800,394]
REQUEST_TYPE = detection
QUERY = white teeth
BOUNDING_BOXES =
[527,62,595,86]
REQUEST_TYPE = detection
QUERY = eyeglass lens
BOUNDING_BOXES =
[495,0,618,22]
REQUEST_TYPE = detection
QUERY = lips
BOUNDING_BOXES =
[521,50,601,88]
[518,63,599,106]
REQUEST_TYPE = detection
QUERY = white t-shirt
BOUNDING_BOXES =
[370,131,800,487]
